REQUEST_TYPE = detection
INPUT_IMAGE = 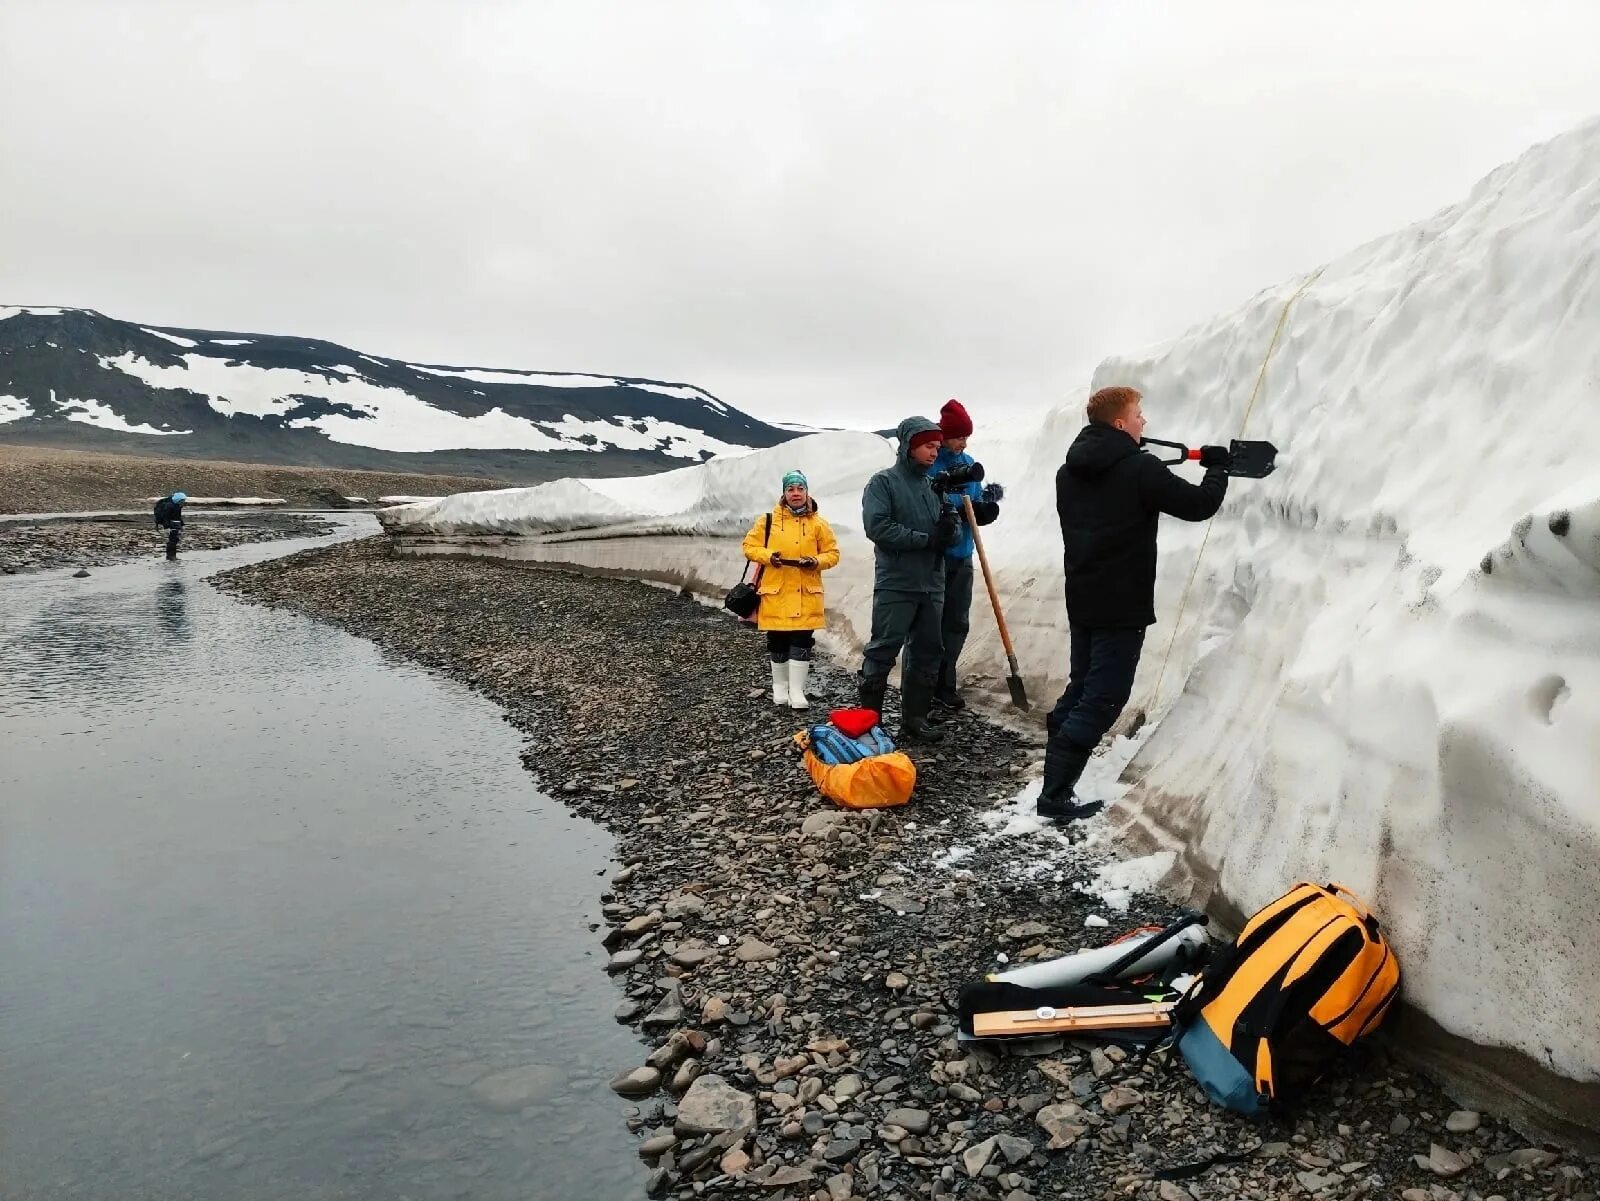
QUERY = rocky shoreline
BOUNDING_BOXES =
[0,442,499,514]
[213,538,1589,1201]
[0,511,338,576]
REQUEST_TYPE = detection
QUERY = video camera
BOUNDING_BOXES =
[930,460,985,495]
[1141,436,1278,479]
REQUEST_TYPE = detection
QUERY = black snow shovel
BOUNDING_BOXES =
[960,495,1030,710]
[1140,436,1279,478]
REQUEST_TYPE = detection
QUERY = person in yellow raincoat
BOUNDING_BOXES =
[742,469,841,710]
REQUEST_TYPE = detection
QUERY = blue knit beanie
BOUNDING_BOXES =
[782,469,807,489]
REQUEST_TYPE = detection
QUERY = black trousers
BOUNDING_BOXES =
[936,556,974,695]
[767,630,815,663]
[165,525,182,558]
[860,589,944,687]
[1045,624,1146,752]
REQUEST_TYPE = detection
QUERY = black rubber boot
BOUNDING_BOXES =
[857,677,887,718]
[933,659,965,713]
[899,678,946,744]
[1036,738,1103,821]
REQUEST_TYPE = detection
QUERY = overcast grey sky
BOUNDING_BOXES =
[4,1,1599,428]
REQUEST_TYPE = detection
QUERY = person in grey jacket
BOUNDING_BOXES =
[858,416,960,742]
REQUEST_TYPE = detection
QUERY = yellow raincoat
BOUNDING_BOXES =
[741,500,840,631]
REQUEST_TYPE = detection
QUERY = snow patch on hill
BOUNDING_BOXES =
[92,351,749,458]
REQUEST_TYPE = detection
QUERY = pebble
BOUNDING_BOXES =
[884,1107,932,1135]
[674,1074,756,1135]
[637,1133,677,1158]
[1420,1142,1470,1178]
[995,1133,1033,1165]
[641,983,685,1029]
[734,937,779,963]
[1445,1109,1481,1133]
[609,1066,663,1098]
[1035,1103,1087,1150]
[607,949,644,974]
[964,1135,999,1177]
[823,1138,861,1163]
[669,946,718,969]
[1100,1085,1143,1115]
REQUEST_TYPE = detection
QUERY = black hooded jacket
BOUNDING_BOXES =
[153,496,185,528]
[1055,422,1227,628]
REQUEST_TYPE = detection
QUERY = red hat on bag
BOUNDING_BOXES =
[939,398,973,439]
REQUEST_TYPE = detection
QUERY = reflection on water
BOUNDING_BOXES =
[0,529,644,1200]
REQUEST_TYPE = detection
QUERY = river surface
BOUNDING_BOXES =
[0,520,646,1200]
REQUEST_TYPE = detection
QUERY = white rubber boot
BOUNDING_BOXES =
[770,661,791,706]
[788,660,811,711]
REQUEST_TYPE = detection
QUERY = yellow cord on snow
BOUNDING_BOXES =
[1147,266,1325,711]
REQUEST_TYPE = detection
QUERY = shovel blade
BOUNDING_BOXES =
[1006,668,1031,711]
[1227,439,1277,478]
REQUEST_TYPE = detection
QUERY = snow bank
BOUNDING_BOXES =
[1,395,34,422]
[381,119,1600,1134]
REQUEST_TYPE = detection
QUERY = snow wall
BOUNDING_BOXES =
[382,118,1600,1141]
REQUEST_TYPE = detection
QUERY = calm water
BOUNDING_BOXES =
[0,522,646,1200]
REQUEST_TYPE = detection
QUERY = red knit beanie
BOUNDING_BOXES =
[939,398,974,439]
[908,428,943,452]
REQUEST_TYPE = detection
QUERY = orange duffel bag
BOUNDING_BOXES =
[793,724,916,810]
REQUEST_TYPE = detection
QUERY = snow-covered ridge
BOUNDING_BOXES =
[87,351,748,458]
[1,308,786,468]
[379,117,1600,1135]
[0,305,72,320]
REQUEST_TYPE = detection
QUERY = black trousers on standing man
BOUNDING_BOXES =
[1042,624,1146,800]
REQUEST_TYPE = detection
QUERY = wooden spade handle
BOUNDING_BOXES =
[971,1000,1175,1038]
[962,495,1018,661]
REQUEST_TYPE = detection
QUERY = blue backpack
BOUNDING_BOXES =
[807,723,896,765]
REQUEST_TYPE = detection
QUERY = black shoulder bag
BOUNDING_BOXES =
[724,514,771,619]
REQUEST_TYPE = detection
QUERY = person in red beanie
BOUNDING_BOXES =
[928,399,1004,711]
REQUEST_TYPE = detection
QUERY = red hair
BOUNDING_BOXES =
[1087,386,1141,425]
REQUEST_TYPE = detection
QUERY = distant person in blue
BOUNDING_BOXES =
[928,400,1003,712]
[153,491,187,560]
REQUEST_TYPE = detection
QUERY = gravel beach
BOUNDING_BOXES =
[1,511,337,575]
[0,442,499,514]
[213,538,1591,1201]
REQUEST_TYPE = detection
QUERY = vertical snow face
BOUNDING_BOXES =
[1087,117,1600,1097]
[381,119,1600,1117]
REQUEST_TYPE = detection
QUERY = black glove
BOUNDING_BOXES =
[980,482,1004,504]
[799,556,819,569]
[1199,445,1233,469]
[933,508,960,550]
[769,552,787,566]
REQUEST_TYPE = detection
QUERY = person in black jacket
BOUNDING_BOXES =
[1040,386,1230,821]
[153,491,188,560]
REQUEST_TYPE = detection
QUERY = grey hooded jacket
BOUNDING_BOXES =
[861,416,946,595]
